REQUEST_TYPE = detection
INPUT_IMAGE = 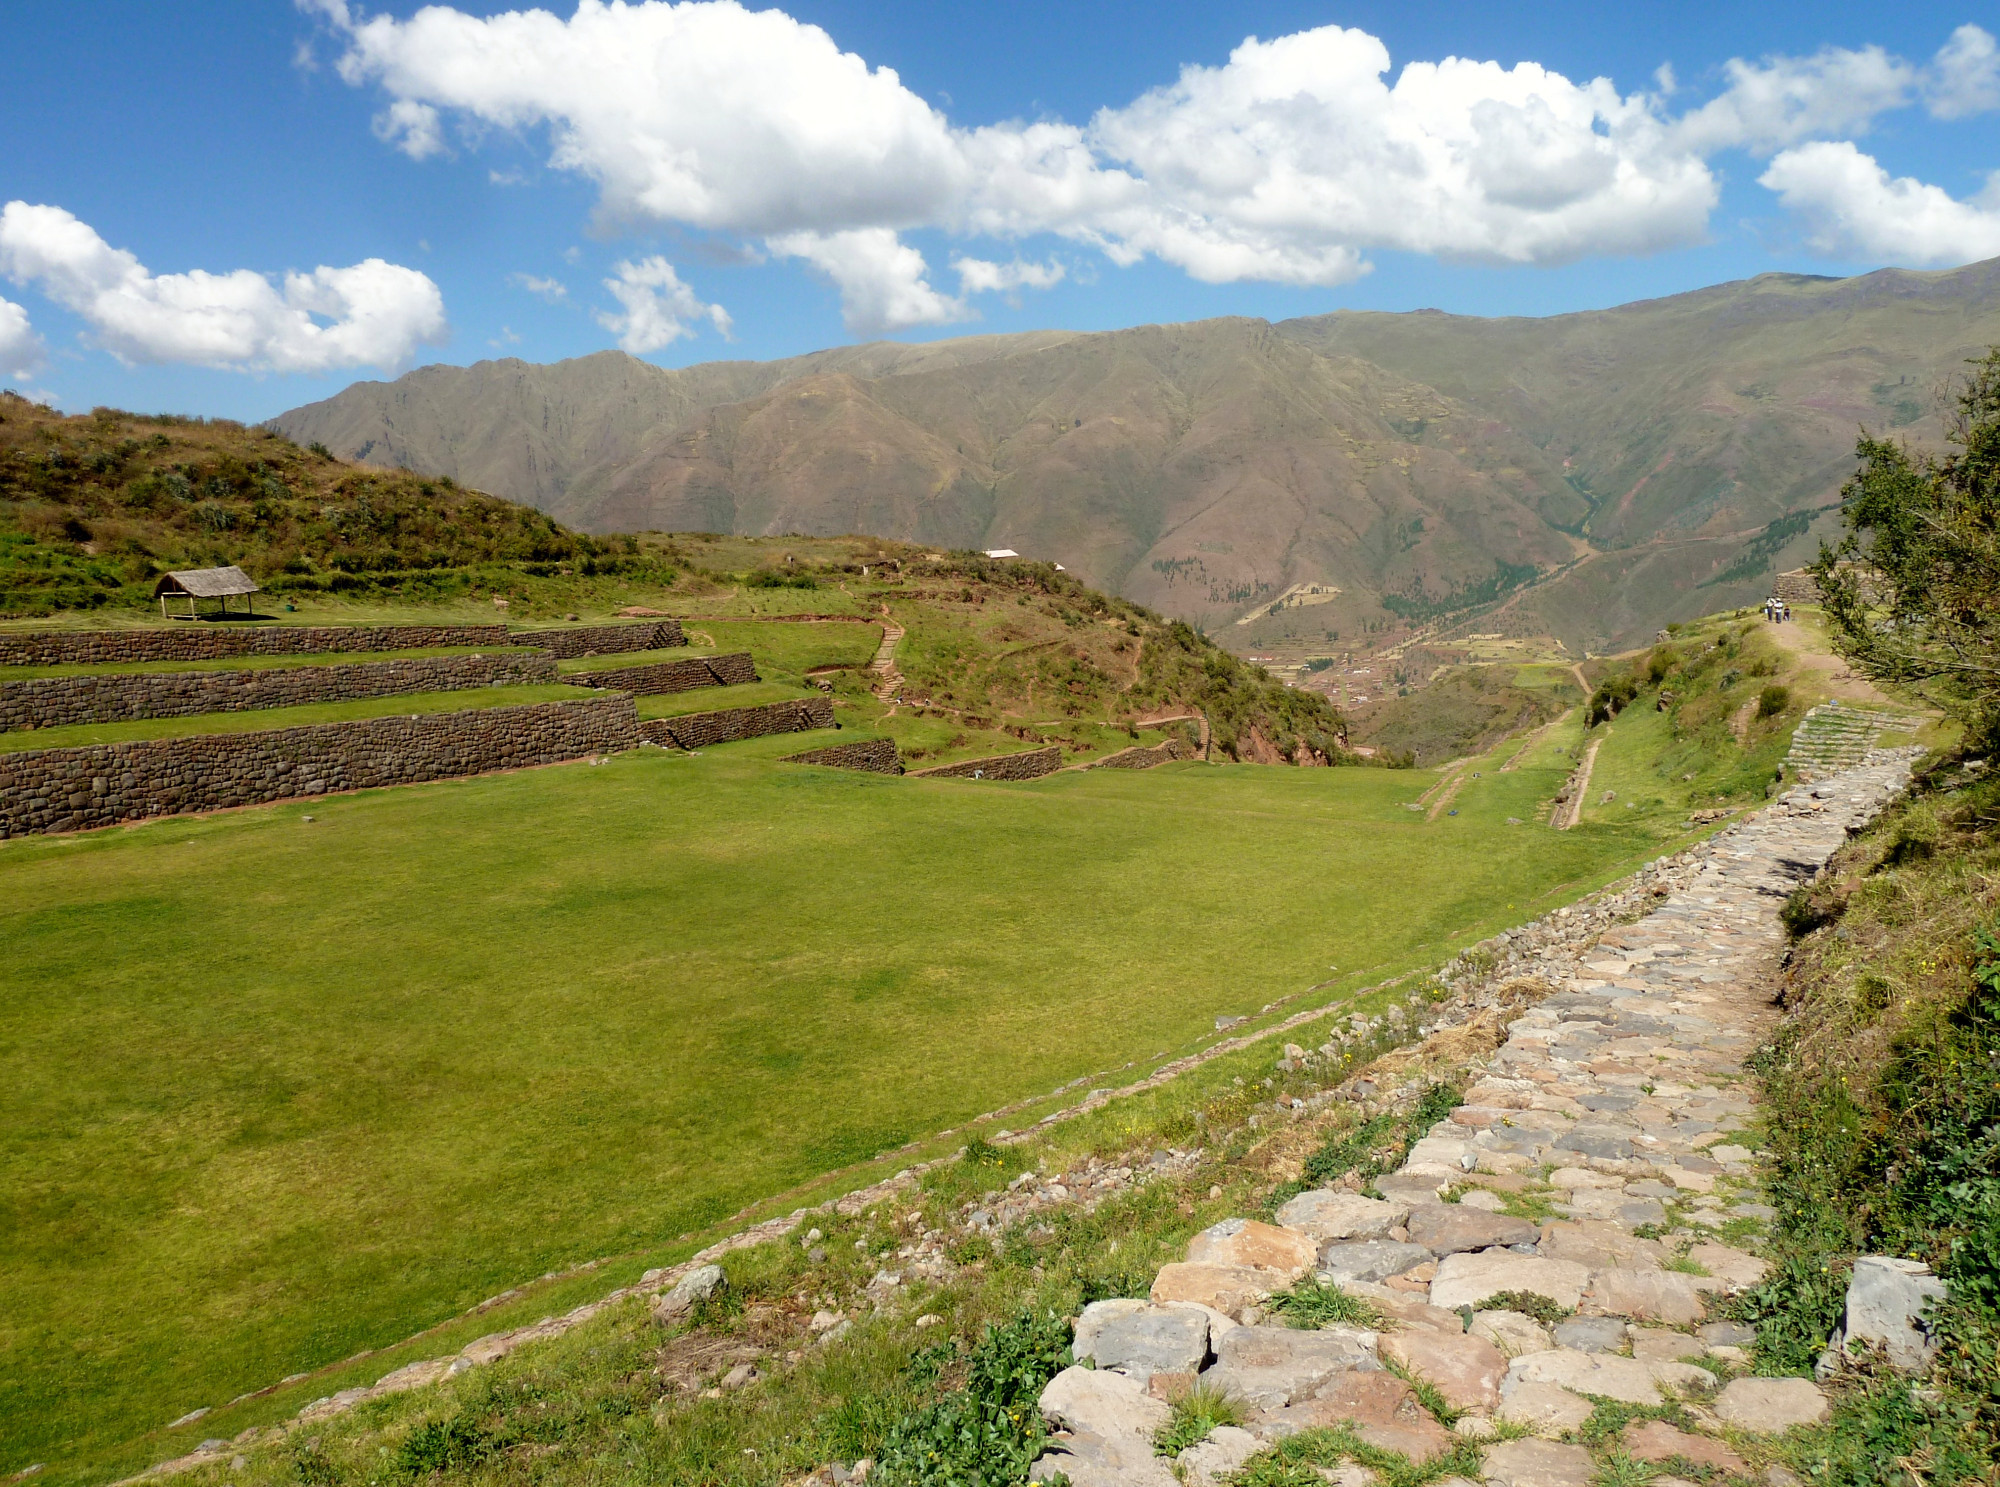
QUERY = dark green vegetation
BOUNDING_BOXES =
[1152,1380,1248,1456]
[0,394,642,616]
[0,726,1685,1482]
[1741,759,2000,1484]
[873,1312,1071,1486]
[276,256,2000,650]
[1815,347,2000,751]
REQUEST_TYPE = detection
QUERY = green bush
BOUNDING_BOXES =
[1153,1380,1246,1456]
[1758,684,1791,718]
[1266,1279,1383,1330]
[872,1311,1073,1487]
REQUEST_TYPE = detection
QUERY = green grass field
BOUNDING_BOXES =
[0,734,1688,1480]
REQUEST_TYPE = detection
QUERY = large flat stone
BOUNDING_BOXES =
[1073,1300,1210,1377]
[1495,1380,1596,1436]
[1379,1328,1505,1412]
[1428,1253,1590,1313]
[1506,1349,1665,1406]
[1480,1437,1597,1487]
[1405,1205,1539,1255]
[1254,1371,1452,1463]
[1584,1268,1707,1326]
[1713,1376,1829,1434]
[1033,1367,1177,1487]
[1317,1240,1434,1284]
[1202,1324,1377,1411]
[1833,1256,1947,1372]
[1686,1242,1768,1291]
[1537,1220,1669,1271]
[1175,1425,1261,1487]
[1151,1262,1273,1317]
[1472,1310,1552,1357]
[1622,1419,1750,1475]
[1274,1189,1408,1242]
[1187,1218,1317,1279]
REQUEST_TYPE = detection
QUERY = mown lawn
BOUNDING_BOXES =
[0,737,1681,1479]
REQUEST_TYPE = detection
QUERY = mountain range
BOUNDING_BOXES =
[273,256,2000,654]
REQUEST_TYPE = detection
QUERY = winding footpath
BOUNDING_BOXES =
[1035,748,1924,1487]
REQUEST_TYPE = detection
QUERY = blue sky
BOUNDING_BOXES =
[3,0,1998,421]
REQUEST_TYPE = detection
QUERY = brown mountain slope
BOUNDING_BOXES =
[273,257,2000,651]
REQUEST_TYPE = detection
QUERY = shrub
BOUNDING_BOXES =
[396,1417,493,1476]
[1759,684,1791,718]
[873,1311,1072,1487]
[1485,1290,1572,1325]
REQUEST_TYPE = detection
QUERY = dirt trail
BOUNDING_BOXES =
[1554,731,1605,829]
[1768,617,1905,708]
[867,619,905,700]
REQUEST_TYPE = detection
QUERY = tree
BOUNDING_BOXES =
[1813,348,2000,750]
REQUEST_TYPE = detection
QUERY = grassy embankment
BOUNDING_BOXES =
[1726,757,2000,1485]
[3,713,1710,1483]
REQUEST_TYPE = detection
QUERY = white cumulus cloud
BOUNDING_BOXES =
[767,229,967,334]
[0,202,447,373]
[0,296,45,380]
[1928,24,2000,119]
[1670,44,1915,155]
[1759,141,2000,264]
[954,256,1065,294]
[307,2,2000,323]
[596,256,732,353]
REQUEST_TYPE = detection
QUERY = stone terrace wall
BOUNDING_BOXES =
[1089,739,1192,770]
[561,652,756,695]
[0,695,636,839]
[913,744,1062,780]
[781,738,902,774]
[510,621,684,660]
[0,654,559,731]
[0,625,508,668]
[639,696,834,749]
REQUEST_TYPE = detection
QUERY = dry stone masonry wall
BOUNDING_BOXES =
[780,738,903,774]
[0,654,558,731]
[913,744,1062,780]
[0,695,637,838]
[639,696,835,750]
[0,625,509,668]
[509,620,684,660]
[1090,740,1193,770]
[561,652,756,695]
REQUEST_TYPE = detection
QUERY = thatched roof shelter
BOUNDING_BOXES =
[153,566,260,618]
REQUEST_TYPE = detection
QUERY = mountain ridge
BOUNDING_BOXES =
[273,257,2000,652]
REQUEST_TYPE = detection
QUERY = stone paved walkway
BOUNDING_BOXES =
[1033,750,1921,1487]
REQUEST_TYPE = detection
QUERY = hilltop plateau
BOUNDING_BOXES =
[271,257,2000,654]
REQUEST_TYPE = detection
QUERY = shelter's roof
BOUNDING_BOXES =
[153,566,261,598]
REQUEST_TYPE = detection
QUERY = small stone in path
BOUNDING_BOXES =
[1507,1349,1666,1406]
[1260,1370,1452,1462]
[1698,1320,1757,1347]
[1150,1262,1272,1317]
[1480,1437,1597,1487]
[1714,1376,1830,1434]
[1074,1300,1210,1377]
[1174,1425,1260,1487]
[1584,1267,1707,1325]
[1202,1325,1376,1411]
[1472,1309,1552,1356]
